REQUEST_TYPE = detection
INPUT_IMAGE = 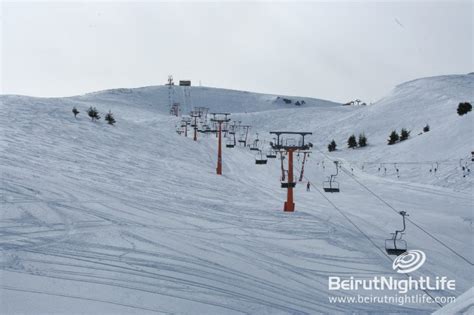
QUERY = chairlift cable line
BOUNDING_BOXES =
[338,165,473,266]
[295,165,442,307]
[314,147,473,266]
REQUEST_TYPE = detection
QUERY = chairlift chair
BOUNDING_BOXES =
[385,211,408,256]
[250,140,260,151]
[226,137,235,148]
[255,150,268,165]
[200,125,210,133]
[323,161,340,193]
[266,150,277,159]
[281,175,297,188]
[238,133,246,144]
[323,176,340,193]
[250,134,260,151]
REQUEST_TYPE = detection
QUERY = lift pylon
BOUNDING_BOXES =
[211,113,231,175]
[190,109,204,141]
[179,116,191,137]
[270,131,313,212]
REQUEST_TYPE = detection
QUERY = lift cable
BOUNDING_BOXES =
[314,148,473,266]
[338,165,473,266]
[296,165,442,307]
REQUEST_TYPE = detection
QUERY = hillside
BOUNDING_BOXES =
[236,74,474,190]
[1,74,473,314]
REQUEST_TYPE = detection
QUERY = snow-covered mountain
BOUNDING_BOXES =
[1,74,472,314]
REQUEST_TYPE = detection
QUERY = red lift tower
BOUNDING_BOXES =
[210,113,231,175]
[270,131,312,212]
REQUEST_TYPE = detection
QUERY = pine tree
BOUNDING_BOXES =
[72,107,80,118]
[400,128,410,141]
[358,133,367,147]
[423,124,430,132]
[104,110,116,125]
[347,134,357,149]
[457,102,472,116]
[388,130,399,145]
[328,140,337,152]
[87,106,101,121]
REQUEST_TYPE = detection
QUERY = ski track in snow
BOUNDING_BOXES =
[1,75,473,314]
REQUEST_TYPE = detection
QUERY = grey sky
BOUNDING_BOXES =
[1,1,472,103]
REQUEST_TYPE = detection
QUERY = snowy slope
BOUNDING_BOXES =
[70,85,340,116]
[433,287,474,315]
[235,74,474,190]
[1,74,473,314]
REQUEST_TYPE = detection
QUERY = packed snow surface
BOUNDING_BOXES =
[1,74,473,314]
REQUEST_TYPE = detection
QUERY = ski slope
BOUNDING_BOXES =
[1,74,473,314]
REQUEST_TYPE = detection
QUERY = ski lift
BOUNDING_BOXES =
[281,174,297,188]
[266,149,277,158]
[285,138,297,146]
[298,151,310,182]
[199,124,210,133]
[250,133,260,150]
[385,211,408,256]
[255,150,268,165]
[226,138,235,148]
[250,140,259,151]
[323,161,340,193]
[279,154,295,187]
[238,132,247,145]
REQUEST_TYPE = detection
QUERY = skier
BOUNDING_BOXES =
[306,181,311,192]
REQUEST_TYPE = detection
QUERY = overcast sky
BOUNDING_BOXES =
[1,1,472,103]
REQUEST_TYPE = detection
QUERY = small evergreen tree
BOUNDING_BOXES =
[72,107,79,118]
[87,106,101,121]
[388,130,399,145]
[400,128,410,141]
[423,124,430,132]
[358,133,367,147]
[347,134,357,149]
[328,140,337,152]
[105,110,116,125]
[457,102,472,116]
